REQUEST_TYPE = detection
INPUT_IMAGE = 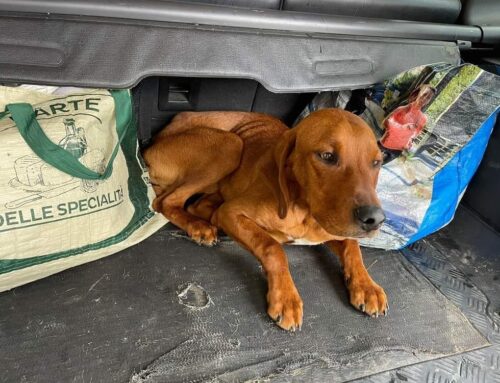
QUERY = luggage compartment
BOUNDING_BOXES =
[0,1,499,382]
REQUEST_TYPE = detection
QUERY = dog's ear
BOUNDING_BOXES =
[274,129,296,219]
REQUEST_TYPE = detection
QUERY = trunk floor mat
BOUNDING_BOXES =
[360,206,500,383]
[0,228,488,382]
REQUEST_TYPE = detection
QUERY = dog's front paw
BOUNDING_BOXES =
[187,220,218,246]
[347,275,388,317]
[267,281,303,331]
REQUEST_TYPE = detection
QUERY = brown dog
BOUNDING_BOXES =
[143,109,387,331]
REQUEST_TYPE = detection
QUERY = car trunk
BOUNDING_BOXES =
[0,1,499,382]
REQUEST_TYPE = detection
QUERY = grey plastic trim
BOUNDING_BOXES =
[283,0,462,24]
[0,43,64,68]
[481,26,500,45]
[461,0,500,27]
[0,0,482,42]
[0,15,460,92]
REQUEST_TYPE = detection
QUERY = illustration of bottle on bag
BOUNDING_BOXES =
[58,118,87,158]
[6,118,106,209]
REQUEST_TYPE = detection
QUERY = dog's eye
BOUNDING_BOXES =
[318,152,338,165]
[372,160,382,168]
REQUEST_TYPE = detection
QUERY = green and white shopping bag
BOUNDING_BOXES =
[0,86,167,291]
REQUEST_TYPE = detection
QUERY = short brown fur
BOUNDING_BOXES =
[143,109,387,331]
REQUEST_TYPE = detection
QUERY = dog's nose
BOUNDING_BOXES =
[354,206,385,231]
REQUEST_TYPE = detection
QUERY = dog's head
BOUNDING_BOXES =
[275,108,384,238]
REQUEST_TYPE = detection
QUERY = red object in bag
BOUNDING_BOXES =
[381,85,435,151]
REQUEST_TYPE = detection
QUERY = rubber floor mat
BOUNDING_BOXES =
[0,230,488,382]
[357,207,500,383]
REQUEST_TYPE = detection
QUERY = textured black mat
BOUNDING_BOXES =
[0,230,487,383]
[358,206,500,383]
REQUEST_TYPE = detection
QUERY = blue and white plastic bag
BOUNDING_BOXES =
[296,63,500,249]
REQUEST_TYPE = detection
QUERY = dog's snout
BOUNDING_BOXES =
[354,206,385,231]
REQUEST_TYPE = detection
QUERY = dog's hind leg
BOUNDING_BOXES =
[143,126,243,246]
[158,185,220,246]
[186,192,224,222]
